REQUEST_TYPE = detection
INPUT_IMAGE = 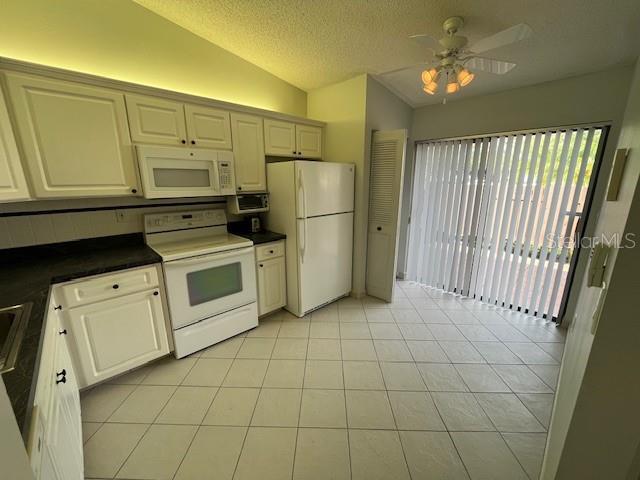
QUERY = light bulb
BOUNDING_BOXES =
[446,80,460,94]
[457,68,475,87]
[421,68,438,85]
[423,82,438,95]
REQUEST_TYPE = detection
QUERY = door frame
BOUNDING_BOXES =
[555,125,610,323]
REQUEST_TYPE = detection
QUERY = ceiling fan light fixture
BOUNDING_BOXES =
[457,67,475,87]
[421,67,438,85]
[423,81,438,95]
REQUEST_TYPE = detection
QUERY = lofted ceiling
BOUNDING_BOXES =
[134,0,640,107]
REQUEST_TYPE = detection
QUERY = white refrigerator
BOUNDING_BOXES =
[266,161,354,317]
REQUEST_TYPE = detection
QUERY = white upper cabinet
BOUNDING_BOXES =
[264,119,322,159]
[296,124,322,159]
[5,73,138,198]
[264,119,297,157]
[0,84,30,201]
[185,104,232,149]
[231,112,266,192]
[127,95,233,150]
[125,94,187,146]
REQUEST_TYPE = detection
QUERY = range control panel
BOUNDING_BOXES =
[144,209,227,233]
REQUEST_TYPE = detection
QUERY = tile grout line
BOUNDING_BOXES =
[498,430,536,479]
[229,325,278,480]
[168,357,234,479]
[174,333,245,480]
[109,358,200,479]
[290,318,311,480]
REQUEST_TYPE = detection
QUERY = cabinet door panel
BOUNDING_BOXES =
[44,318,82,480]
[257,256,286,316]
[5,73,137,197]
[264,119,296,157]
[185,104,232,149]
[0,85,30,201]
[125,94,187,146]
[296,124,322,159]
[231,113,266,192]
[64,289,169,388]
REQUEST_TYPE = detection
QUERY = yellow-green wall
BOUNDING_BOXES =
[0,0,307,116]
[307,74,368,295]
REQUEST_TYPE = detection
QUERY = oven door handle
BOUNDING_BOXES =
[164,246,254,267]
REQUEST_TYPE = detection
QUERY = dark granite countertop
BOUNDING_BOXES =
[228,222,286,245]
[0,233,161,439]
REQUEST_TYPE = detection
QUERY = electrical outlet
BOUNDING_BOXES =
[115,210,130,223]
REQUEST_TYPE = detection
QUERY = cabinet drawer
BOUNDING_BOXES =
[255,241,284,261]
[58,265,159,308]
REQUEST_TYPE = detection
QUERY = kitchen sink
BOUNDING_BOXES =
[0,303,32,374]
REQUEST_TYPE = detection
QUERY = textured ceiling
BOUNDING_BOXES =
[134,0,640,106]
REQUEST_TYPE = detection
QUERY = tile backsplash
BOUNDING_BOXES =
[0,203,224,249]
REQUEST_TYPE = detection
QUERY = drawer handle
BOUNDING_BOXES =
[269,250,274,254]
[58,329,67,336]
[112,284,119,289]
[54,305,62,311]
[153,291,159,296]
[191,140,196,145]
[259,264,264,268]
[56,376,66,385]
[181,139,186,144]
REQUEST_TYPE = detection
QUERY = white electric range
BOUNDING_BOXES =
[144,209,258,358]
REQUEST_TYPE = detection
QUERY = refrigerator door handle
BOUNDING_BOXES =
[299,218,307,263]
[297,168,306,219]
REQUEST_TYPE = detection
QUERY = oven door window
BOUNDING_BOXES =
[186,262,243,306]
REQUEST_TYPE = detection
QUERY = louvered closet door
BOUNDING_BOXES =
[365,130,407,301]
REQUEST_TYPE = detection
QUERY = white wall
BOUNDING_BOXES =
[412,65,633,142]
[1,0,307,116]
[409,65,634,323]
[542,58,640,479]
[307,75,368,295]
[307,75,412,297]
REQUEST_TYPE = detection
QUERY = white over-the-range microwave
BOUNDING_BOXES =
[136,145,236,199]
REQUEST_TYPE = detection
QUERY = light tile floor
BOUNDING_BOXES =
[82,281,565,480]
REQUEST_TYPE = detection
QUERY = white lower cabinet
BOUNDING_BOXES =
[27,265,171,479]
[59,266,169,388]
[28,296,83,480]
[256,241,286,316]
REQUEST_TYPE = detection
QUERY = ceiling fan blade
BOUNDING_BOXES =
[468,23,532,54]
[409,34,441,53]
[465,57,516,74]
[378,62,433,76]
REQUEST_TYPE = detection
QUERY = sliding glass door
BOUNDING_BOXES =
[407,126,605,321]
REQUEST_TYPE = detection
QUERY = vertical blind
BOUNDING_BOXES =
[407,126,603,320]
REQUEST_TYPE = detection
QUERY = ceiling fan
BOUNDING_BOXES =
[381,16,532,96]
